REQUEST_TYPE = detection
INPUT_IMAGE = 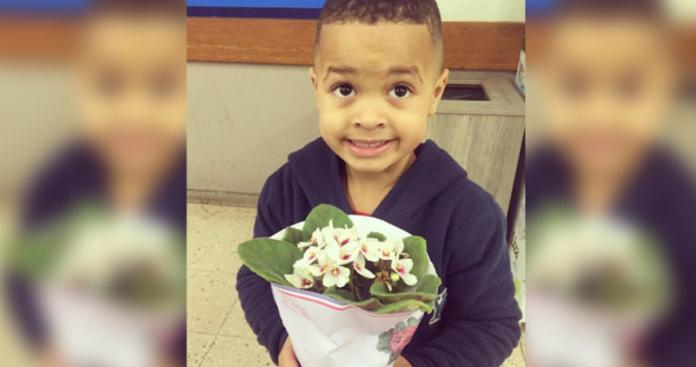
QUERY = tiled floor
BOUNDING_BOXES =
[187,202,526,367]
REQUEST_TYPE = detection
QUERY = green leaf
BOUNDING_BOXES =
[302,204,353,240]
[324,286,356,301]
[367,232,386,241]
[324,287,384,311]
[281,227,304,245]
[416,274,442,294]
[237,239,303,287]
[402,236,428,279]
[370,277,440,305]
[374,299,433,314]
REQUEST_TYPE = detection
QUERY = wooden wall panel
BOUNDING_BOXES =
[426,74,525,214]
[426,114,525,215]
[187,17,525,70]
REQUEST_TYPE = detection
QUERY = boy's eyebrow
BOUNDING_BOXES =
[324,66,357,81]
[324,65,424,83]
[388,65,423,83]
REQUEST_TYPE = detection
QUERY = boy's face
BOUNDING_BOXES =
[75,14,186,176]
[540,16,675,176]
[311,22,448,174]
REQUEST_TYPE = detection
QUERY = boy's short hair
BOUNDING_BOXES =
[315,0,444,66]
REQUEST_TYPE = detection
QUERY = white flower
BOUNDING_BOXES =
[391,258,418,286]
[377,239,403,261]
[359,238,381,262]
[297,240,313,249]
[293,246,321,268]
[284,268,315,289]
[393,238,405,255]
[306,251,333,277]
[335,241,360,265]
[353,253,375,279]
[298,227,326,249]
[322,264,351,288]
[335,226,359,248]
[306,251,352,288]
[314,221,358,250]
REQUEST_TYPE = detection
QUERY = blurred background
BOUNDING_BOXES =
[1,1,187,366]
[525,1,695,367]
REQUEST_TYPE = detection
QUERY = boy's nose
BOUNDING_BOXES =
[352,100,387,130]
[353,119,386,130]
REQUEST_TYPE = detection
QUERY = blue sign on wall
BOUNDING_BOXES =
[187,0,327,19]
[0,0,326,18]
[0,0,88,14]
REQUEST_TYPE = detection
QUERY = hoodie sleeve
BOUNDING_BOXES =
[235,170,290,366]
[402,201,522,367]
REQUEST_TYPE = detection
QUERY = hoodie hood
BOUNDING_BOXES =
[287,138,468,225]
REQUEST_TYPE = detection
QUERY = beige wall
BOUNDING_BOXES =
[187,63,319,202]
[436,0,525,22]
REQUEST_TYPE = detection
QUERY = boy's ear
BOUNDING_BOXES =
[429,68,449,115]
[309,66,320,110]
[309,66,319,92]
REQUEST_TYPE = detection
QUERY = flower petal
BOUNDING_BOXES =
[353,254,375,279]
[402,273,418,286]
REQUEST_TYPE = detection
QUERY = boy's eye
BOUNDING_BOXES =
[333,84,356,98]
[389,85,412,99]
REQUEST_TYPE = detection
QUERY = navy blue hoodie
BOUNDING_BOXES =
[236,138,521,367]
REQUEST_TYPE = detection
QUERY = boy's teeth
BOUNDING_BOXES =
[352,140,388,148]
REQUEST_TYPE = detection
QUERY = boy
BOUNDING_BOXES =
[527,0,696,366]
[237,1,522,366]
[5,1,187,366]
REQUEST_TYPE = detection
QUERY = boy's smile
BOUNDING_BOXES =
[345,139,395,158]
[311,22,448,174]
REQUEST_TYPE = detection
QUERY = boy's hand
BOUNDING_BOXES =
[394,356,414,367]
[279,337,300,367]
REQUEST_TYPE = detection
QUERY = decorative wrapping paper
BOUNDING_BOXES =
[269,215,438,367]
